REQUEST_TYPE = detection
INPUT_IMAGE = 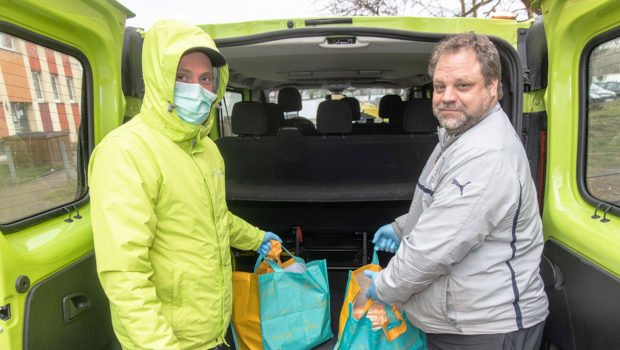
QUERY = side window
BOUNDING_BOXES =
[586,35,620,205]
[0,32,85,226]
[220,90,242,136]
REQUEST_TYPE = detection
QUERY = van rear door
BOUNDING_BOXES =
[538,0,620,348]
[0,1,130,349]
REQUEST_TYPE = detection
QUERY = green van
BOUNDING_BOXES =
[0,0,618,349]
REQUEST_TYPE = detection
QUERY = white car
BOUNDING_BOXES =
[590,83,617,101]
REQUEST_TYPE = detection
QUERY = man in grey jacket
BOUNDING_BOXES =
[364,33,548,349]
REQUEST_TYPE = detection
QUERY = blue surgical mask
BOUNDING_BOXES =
[173,82,218,125]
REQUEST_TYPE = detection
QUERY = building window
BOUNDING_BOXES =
[585,35,620,205]
[32,71,44,101]
[66,77,75,102]
[10,102,30,134]
[51,74,60,102]
[0,33,13,50]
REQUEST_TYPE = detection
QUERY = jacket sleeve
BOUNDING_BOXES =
[89,137,181,350]
[376,147,520,305]
[226,211,264,252]
[392,214,408,239]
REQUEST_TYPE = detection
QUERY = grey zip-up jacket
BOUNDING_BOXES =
[375,104,548,334]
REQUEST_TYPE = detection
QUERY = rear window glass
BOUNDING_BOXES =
[268,88,408,125]
[585,35,620,205]
[0,32,85,224]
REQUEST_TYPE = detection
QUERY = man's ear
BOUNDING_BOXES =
[489,78,499,98]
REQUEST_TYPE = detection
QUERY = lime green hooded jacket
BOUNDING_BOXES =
[88,19,264,350]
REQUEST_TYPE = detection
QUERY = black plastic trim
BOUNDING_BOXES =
[304,18,353,26]
[214,26,523,131]
[542,239,620,349]
[519,16,548,91]
[23,252,119,350]
[0,21,93,234]
[305,18,353,26]
[577,27,620,217]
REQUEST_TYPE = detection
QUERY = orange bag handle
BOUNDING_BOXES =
[383,305,407,342]
[360,298,408,341]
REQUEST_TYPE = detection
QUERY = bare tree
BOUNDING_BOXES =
[317,0,542,20]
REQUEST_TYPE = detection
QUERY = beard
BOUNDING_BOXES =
[433,93,495,135]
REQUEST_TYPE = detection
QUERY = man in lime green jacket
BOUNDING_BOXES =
[89,19,280,350]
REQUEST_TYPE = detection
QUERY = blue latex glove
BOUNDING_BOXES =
[372,223,400,253]
[257,231,282,256]
[363,270,387,305]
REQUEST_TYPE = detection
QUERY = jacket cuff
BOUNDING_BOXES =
[392,214,407,239]
[252,230,266,251]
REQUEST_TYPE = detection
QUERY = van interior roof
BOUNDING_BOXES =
[219,36,437,91]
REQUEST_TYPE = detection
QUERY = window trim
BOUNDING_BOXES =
[577,27,620,216]
[9,102,29,133]
[0,20,93,234]
[32,70,44,102]
[66,76,75,102]
[50,73,60,102]
[0,32,13,50]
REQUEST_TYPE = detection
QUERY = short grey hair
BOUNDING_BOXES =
[428,32,503,100]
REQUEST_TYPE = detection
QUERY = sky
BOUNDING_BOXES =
[118,0,328,29]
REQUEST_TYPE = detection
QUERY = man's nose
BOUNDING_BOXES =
[441,86,457,102]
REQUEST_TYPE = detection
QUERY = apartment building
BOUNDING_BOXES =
[0,32,83,143]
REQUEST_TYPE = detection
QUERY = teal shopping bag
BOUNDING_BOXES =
[334,251,427,350]
[256,243,333,350]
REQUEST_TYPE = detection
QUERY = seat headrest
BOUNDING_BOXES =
[341,97,361,121]
[231,102,269,136]
[277,87,302,112]
[379,94,404,128]
[264,103,284,134]
[402,99,439,133]
[316,100,352,134]
[276,126,304,138]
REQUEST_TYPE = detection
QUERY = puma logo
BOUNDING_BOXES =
[451,179,471,195]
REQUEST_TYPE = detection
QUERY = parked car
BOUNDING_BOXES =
[0,1,618,349]
[597,80,620,96]
[590,82,617,101]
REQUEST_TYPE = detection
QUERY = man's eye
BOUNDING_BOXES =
[457,83,471,89]
[176,74,186,81]
[434,85,445,91]
[200,75,213,83]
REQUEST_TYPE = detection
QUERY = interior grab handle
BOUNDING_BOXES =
[62,292,91,324]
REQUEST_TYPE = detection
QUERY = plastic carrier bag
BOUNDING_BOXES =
[231,240,333,350]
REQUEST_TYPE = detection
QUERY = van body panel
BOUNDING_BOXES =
[0,1,129,349]
[540,0,620,348]
[201,16,530,48]
[1,0,618,349]
[541,0,620,277]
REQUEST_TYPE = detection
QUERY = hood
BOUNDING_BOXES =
[139,19,229,143]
